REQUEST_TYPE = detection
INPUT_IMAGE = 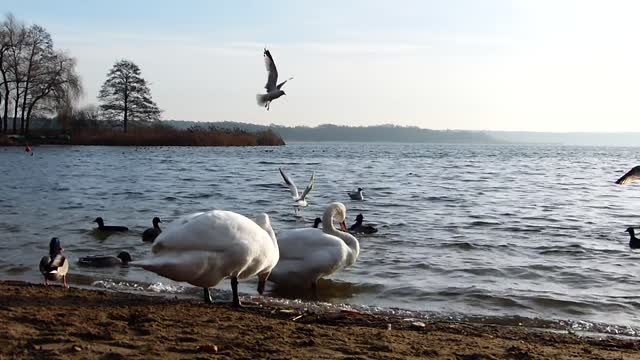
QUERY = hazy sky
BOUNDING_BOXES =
[6,0,640,131]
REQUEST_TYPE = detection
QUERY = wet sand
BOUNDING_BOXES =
[1,281,638,359]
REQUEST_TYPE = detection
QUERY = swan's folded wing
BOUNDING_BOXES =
[616,166,640,185]
[279,168,300,199]
[152,211,264,254]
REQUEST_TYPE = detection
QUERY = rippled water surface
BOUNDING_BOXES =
[2,143,640,334]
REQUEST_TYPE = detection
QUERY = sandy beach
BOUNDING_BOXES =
[1,281,638,359]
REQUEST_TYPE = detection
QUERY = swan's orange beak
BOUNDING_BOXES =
[340,221,347,232]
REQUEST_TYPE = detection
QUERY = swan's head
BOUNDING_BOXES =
[152,217,162,226]
[325,202,348,232]
[49,237,63,256]
[117,251,132,265]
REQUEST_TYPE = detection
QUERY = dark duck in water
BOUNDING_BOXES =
[349,214,378,234]
[93,217,129,232]
[39,237,69,287]
[626,227,640,249]
[312,217,322,228]
[78,251,132,267]
[142,217,162,243]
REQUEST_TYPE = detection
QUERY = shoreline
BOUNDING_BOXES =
[2,280,639,359]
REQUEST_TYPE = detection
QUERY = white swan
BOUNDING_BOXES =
[131,210,279,306]
[268,202,360,291]
[279,168,315,213]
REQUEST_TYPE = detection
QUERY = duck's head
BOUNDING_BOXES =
[357,187,363,192]
[49,237,63,256]
[93,217,104,226]
[355,214,364,223]
[627,227,635,236]
[117,251,132,265]
[152,217,162,226]
[313,217,322,228]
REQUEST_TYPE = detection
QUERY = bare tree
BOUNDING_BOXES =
[98,60,161,133]
[19,24,53,133]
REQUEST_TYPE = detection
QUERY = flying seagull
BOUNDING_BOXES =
[616,166,640,185]
[257,48,293,111]
[279,168,314,214]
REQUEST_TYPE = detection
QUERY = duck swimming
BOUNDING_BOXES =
[312,217,322,228]
[94,217,129,232]
[78,251,132,267]
[626,227,640,249]
[142,217,162,243]
[131,210,279,306]
[269,202,360,291]
[348,187,364,201]
[349,214,378,234]
[39,237,69,287]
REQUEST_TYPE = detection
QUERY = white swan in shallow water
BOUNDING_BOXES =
[131,210,279,306]
[279,168,315,213]
[268,202,360,291]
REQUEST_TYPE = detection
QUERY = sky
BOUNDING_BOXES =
[5,0,640,132]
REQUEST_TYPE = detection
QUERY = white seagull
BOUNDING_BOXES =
[348,187,364,201]
[279,168,314,213]
[256,48,293,111]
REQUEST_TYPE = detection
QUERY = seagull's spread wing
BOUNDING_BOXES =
[616,166,640,185]
[299,172,315,200]
[264,49,278,92]
[276,77,293,90]
[279,168,299,199]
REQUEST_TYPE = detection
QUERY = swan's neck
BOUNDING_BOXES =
[322,210,360,265]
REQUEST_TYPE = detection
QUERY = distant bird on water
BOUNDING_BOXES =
[348,188,364,201]
[142,217,162,243]
[616,166,640,185]
[78,251,132,267]
[93,217,129,232]
[279,168,315,214]
[39,237,69,287]
[349,214,378,234]
[257,48,293,111]
[626,227,640,249]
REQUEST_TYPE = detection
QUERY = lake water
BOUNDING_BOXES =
[2,143,640,335]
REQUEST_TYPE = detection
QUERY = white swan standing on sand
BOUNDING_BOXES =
[131,210,279,307]
[279,168,315,214]
[269,202,360,292]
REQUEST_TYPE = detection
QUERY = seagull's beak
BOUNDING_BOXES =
[340,221,347,232]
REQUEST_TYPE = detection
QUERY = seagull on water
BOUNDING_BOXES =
[279,168,314,214]
[348,187,364,201]
[257,48,293,111]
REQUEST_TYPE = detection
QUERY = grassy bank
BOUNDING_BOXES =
[0,127,285,147]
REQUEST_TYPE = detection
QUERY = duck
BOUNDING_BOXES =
[269,202,360,291]
[131,210,279,306]
[312,217,322,228]
[626,227,640,249]
[616,166,640,185]
[347,187,364,200]
[349,214,378,234]
[279,168,315,214]
[78,251,132,267]
[93,217,129,232]
[39,237,69,287]
[142,217,162,243]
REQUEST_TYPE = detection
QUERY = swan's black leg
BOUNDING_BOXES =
[257,273,269,295]
[231,276,242,307]
[203,287,213,304]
